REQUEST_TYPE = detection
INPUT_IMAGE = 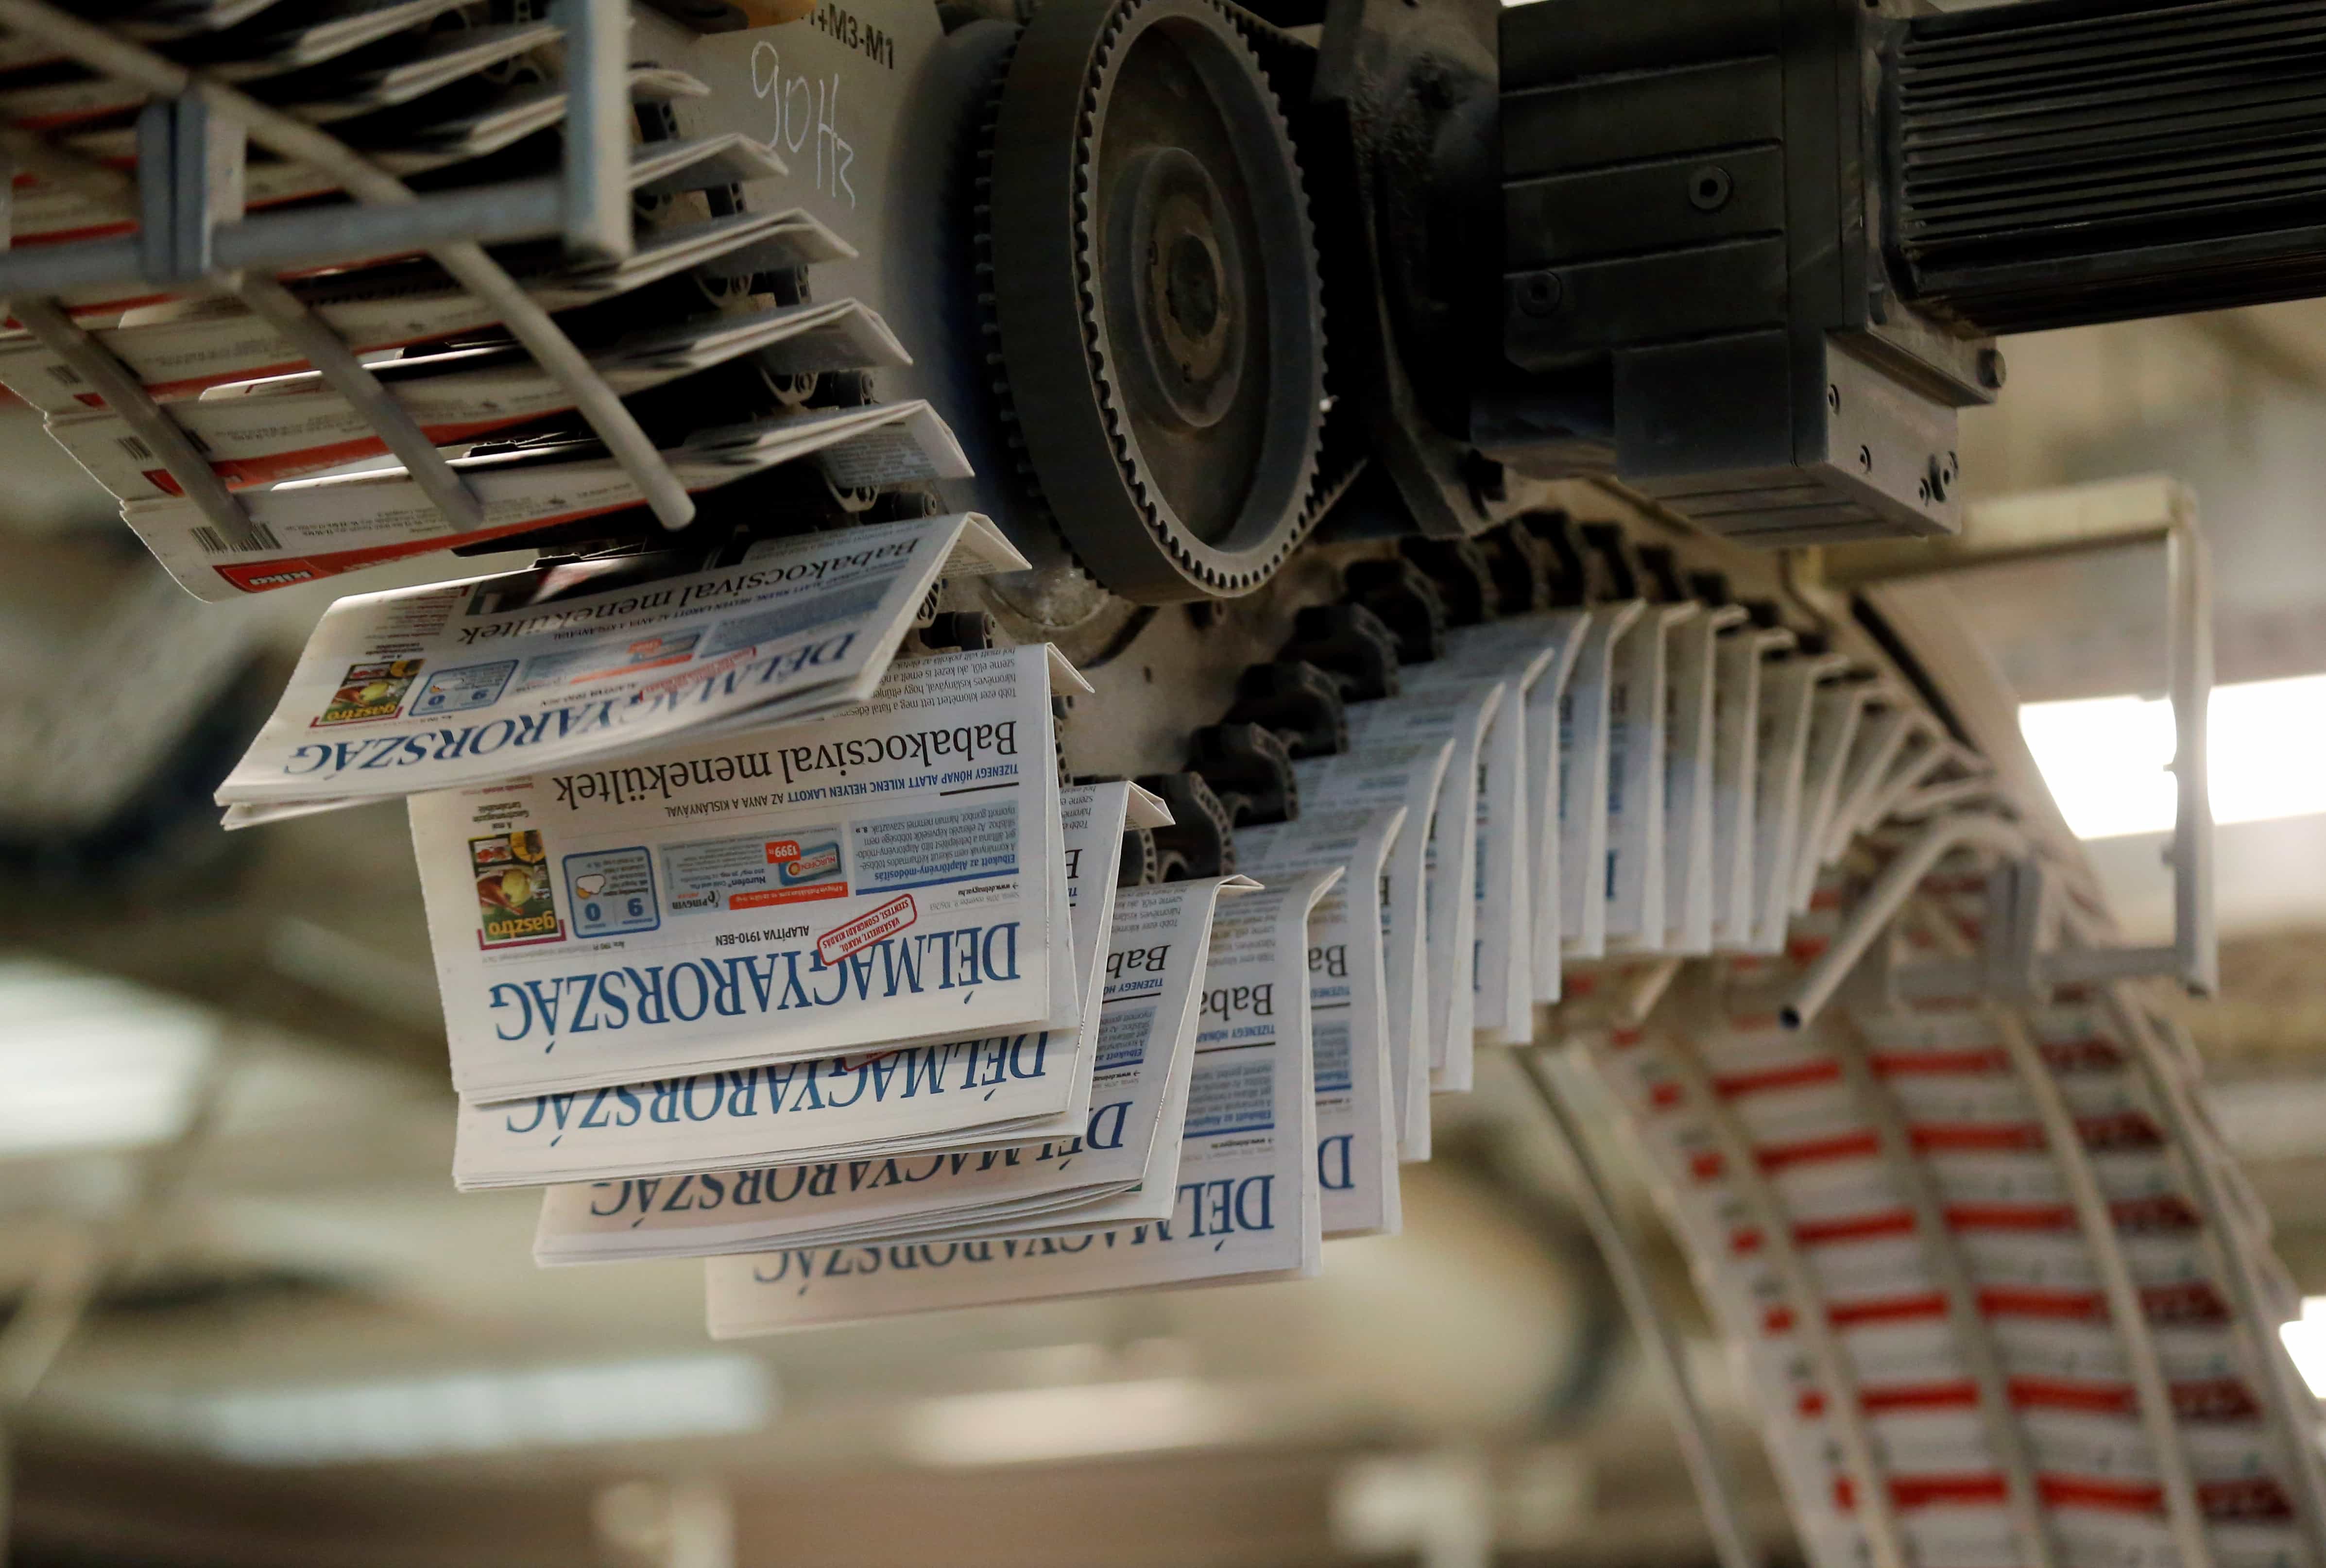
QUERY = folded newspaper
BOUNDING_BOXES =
[1290,738,1453,1163]
[462,781,1164,1194]
[531,857,1237,1262]
[409,642,1085,1101]
[0,207,850,414]
[216,512,1023,821]
[1344,682,1505,1098]
[703,869,1334,1332]
[129,400,971,602]
[50,299,910,502]
[1237,805,1406,1238]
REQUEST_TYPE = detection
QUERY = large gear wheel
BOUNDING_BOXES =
[981,0,1327,604]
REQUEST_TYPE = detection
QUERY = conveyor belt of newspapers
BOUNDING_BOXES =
[7,10,2324,1568]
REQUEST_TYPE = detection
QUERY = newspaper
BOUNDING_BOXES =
[1559,603,1645,960]
[1345,682,1505,1097]
[0,208,850,413]
[702,869,1333,1333]
[49,299,909,501]
[532,869,1243,1261]
[1787,677,1876,917]
[1713,624,1793,951]
[1433,617,1577,1047]
[460,782,1164,1195]
[1238,805,1405,1237]
[1750,653,1850,954]
[129,400,969,603]
[215,512,1021,818]
[1662,608,1745,954]
[1291,739,1452,1163]
[1604,604,1698,954]
[409,642,1080,1102]
[1465,612,1591,1005]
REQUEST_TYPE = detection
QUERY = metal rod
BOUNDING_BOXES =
[2165,502,2217,995]
[232,275,484,530]
[0,181,569,296]
[1820,995,2063,1568]
[10,298,257,546]
[557,0,633,263]
[1651,1025,1916,1568]
[1781,812,2030,1031]
[1518,1044,1763,1568]
[0,0,697,532]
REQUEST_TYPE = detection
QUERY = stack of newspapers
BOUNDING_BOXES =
[196,461,1980,1332]
[0,0,968,600]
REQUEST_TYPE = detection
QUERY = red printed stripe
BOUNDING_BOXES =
[1826,1292,1949,1327]
[2040,1476,2164,1512]
[1871,1048,2011,1074]
[1860,1381,1977,1412]
[1757,1130,1881,1170]
[1794,1210,1917,1246]
[1714,1059,1842,1097]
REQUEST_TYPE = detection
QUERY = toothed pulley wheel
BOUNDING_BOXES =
[983,0,1325,603]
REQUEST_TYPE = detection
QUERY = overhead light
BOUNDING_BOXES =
[2019,672,2326,839]
[900,1377,1239,1466]
[2284,1298,2326,1399]
[0,957,215,1158]
[90,1355,775,1466]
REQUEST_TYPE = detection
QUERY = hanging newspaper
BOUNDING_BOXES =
[1345,682,1505,1097]
[49,299,910,502]
[1432,617,1577,1050]
[0,205,850,414]
[703,869,1334,1332]
[1238,804,1406,1238]
[464,782,1163,1193]
[215,512,1023,822]
[533,861,1236,1261]
[1448,612,1590,1004]
[1291,738,1453,1163]
[128,401,970,603]
[410,642,1082,1103]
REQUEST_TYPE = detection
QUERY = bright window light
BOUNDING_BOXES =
[2282,1297,2326,1399]
[94,1355,774,1466]
[901,1377,1237,1466]
[2020,672,2326,838]
[0,957,215,1158]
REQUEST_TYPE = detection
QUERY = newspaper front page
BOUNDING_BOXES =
[533,870,1243,1261]
[462,782,1161,1194]
[1291,739,1453,1163]
[410,644,1076,1101]
[1238,805,1405,1237]
[703,869,1334,1333]
[218,513,1024,819]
